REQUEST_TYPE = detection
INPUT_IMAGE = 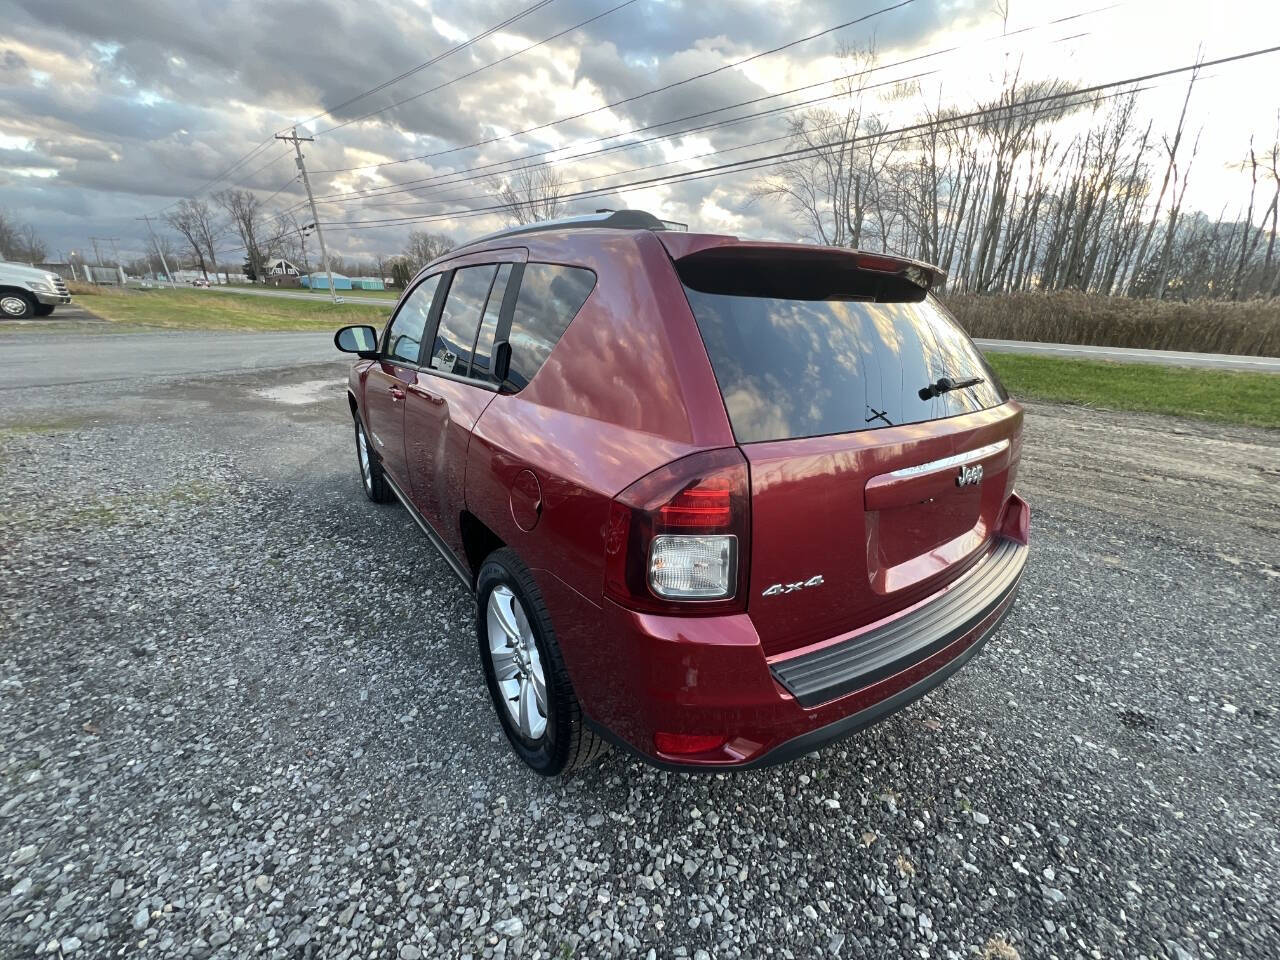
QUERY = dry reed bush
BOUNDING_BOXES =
[944,291,1280,357]
[66,281,121,296]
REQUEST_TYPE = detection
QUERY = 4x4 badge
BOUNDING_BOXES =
[762,574,825,597]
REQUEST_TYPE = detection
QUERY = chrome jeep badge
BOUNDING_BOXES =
[956,463,983,487]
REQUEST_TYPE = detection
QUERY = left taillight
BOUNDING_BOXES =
[604,448,750,613]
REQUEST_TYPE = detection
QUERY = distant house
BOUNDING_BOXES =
[351,277,386,290]
[262,258,301,277]
[300,272,353,290]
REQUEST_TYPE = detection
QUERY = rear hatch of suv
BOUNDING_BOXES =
[667,239,1022,657]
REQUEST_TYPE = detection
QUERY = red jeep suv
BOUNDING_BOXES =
[336,210,1029,776]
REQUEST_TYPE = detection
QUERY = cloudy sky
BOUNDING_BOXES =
[2,0,1277,266]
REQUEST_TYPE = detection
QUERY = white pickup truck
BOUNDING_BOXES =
[0,261,72,319]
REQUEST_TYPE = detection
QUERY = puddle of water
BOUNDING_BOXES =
[256,379,344,405]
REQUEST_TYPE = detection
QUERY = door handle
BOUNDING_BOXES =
[389,386,405,401]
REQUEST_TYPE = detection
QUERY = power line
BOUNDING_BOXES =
[302,0,1111,211]
[320,68,943,214]
[321,92,1132,231]
[297,0,561,129]
[313,0,916,166]
[317,0,640,135]
[317,44,1280,232]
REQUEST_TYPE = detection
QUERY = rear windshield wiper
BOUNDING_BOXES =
[918,375,985,401]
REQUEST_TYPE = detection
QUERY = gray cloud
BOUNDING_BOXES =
[0,0,1035,262]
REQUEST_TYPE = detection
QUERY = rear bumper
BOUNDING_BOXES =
[578,531,1028,770]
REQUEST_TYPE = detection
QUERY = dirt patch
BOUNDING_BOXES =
[1018,400,1280,565]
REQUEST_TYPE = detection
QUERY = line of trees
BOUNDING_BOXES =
[0,210,49,263]
[753,47,1280,300]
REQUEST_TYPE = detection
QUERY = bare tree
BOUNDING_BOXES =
[0,209,20,259]
[17,223,48,263]
[403,230,454,272]
[0,211,48,262]
[1126,64,1200,295]
[752,45,892,247]
[492,166,565,225]
[166,199,221,279]
[212,188,267,279]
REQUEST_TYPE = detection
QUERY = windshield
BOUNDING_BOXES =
[683,288,1007,444]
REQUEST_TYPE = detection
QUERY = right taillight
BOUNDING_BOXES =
[604,448,750,613]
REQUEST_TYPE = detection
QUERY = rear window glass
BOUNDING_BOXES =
[507,264,596,390]
[684,289,1007,444]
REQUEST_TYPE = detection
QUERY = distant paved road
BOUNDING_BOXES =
[0,331,336,388]
[974,338,1280,372]
[204,286,394,306]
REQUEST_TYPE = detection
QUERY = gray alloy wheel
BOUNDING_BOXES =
[1,292,35,319]
[485,585,548,741]
[356,421,374,492]
[353,414,393,503]
[474,548,609,776]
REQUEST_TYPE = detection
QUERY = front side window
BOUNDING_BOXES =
[431,265,496,376]
[384,274,441,364]
[506,263,595,390]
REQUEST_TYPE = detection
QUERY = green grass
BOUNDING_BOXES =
[986,353,1279,428]
[76,288,391,330]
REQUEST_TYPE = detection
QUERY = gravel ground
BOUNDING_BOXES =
[1,361,1277,959]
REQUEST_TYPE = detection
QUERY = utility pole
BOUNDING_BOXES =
[136,217,177,288]
[89,237,103,267]
[276,128,339,302]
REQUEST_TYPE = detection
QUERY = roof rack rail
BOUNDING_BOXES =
[460,209,668,248]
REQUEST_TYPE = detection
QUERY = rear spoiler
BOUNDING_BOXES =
[657,234,946,300]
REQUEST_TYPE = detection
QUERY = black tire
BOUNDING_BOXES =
[34,304,55,317]
[1,290,36,320]
[353,413,393,503]
[476,548,608,776]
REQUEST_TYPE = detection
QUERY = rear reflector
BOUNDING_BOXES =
[654,732,728,756]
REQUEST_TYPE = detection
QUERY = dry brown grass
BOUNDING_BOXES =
[945,291,1280,357]
[66,280,115,296]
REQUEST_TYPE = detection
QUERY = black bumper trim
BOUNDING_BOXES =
[771,538,1027,709]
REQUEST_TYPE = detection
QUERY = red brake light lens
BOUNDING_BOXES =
[852,253,904,273]
[657,479,732,529]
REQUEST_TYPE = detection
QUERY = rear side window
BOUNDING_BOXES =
[683,287,1007,444]
[506,263,595,390]
[469,263,513,384]
[385,273,441,364]
[431,265,496,376]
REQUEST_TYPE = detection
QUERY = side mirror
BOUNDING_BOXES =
[493,340,512,383]
[335,324,379,358]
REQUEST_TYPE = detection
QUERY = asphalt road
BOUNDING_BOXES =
[972,337,1280,372]
[0,331,335,388]
[203,285,395,305]
[0,344,1276,958]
